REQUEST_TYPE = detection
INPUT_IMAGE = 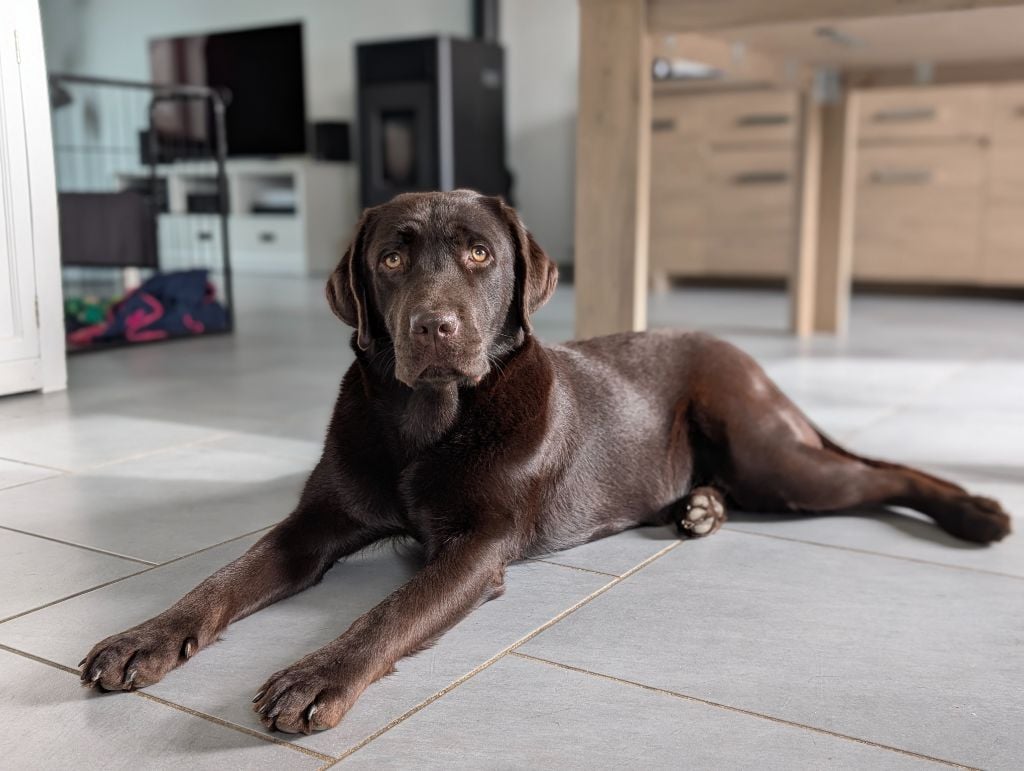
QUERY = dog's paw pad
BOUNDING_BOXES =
[676,487,726,539]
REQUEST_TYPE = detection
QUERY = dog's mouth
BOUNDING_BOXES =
[392,340,490,389]
[415,363,486,387]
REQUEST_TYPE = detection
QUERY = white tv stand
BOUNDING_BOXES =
[122,157,357,276]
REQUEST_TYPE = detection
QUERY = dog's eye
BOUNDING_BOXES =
[382,253,403,270]
[469,245,489,263]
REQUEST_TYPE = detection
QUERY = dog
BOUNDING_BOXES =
[80,190,1011,734]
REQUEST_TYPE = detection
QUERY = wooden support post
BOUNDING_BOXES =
[813,92,858,334]
[574,0,651,339]
[791,89,823,337]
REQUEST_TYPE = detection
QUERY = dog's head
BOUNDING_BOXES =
[327,190,558,388]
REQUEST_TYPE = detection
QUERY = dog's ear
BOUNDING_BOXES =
[494,198,558,335]
[327,210,375,350]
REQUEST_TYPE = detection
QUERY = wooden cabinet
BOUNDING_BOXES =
[852,83,1024,287]
[649,89,799,280]
[651,82,1024,289]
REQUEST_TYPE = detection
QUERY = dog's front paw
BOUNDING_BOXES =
[676,486,727,538]
[252,658,359,734]
[80,618,197,691]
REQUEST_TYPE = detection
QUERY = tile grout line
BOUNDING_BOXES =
[0,429,234,478]
[0,454,73,474]
[0,429,240,481]
[0,428,317,496]
[0,472,71,494]
[0,524,158,566]
[510,651,977,770]
[0,426,320,481]
[0,643,333,764]
[74,430,239,473]
[0,525,273,626]
[133,691,336,763]
[0,565,153,625]
[328,539,686,766]
[526,557,621,578]
[721,526,1024,582]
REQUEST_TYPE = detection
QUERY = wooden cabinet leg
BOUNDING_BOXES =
[792,86,858,336]
[791,90,823,337]
[574,0,651,339]
[813,92,858,335]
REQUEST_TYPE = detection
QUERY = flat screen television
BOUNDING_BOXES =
[149,23,306,158]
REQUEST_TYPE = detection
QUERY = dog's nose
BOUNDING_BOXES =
[410,311,460,342]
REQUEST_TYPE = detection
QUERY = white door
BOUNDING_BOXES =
[0,2,59,396]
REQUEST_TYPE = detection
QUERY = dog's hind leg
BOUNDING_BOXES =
[687,337,1011,544]
[722,436,1010,543]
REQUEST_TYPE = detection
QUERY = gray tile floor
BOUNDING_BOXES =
[1,278,1021,769]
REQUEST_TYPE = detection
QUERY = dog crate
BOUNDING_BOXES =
[49,73,235,352]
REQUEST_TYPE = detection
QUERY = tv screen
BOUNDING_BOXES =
[149,23,306,157]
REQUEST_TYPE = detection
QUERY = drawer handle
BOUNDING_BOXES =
[1014,105,1024,118]
[259,232,277,243]
[871,107,936,123]
[196,230,214,242]
[732,171,790,186]
[869,169,933,185]
[652,118,676,132]
[735,113,791,127]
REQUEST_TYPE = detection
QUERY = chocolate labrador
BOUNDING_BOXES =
[80,190,1011,733]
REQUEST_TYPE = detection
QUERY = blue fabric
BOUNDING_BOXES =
[97,270,229,341]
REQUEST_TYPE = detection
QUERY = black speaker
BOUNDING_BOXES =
[311,121,351,161]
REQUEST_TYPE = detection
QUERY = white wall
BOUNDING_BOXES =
[39,0,470,121]
[501,0,579,265]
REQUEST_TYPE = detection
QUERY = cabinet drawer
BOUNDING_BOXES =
[650,139,706,198]
[157,215,224,265]
[651,93,707,143]
[703,232,791,277]
[853,233,982,284]
[705,148,797,232]
[702,91,799,146]
[856,85,991,141]
[854,146,984,283]
[229,216,302,252]
[651,231,791,278]
[856,144,984,192]
[232,249,306,276]
[651,188,706,238]
[992,84,1024,145]
[651,232,706,274]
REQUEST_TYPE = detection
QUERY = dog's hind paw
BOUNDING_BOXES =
[676,486,727,538]
[940,495,1012,544]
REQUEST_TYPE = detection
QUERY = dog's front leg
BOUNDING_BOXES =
[80,505,381,692]
[252,533,511,734]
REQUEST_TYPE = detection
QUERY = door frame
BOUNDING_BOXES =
[4,0,66,394]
